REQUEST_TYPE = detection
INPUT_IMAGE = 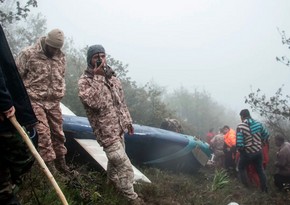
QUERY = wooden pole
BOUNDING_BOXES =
[9,116,69,205]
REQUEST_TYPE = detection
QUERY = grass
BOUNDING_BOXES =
[17,163,290,205]
[211,169,230,191]
[16,139,290,205]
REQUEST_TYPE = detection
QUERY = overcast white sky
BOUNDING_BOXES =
[34,0,290,113]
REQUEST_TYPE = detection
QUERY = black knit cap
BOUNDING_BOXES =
[87,45,105,67]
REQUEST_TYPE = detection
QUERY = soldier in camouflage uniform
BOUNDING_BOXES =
[16,29,70,174]
[0,25,37,205]
[160,118,183,133]
[78,45,143,205]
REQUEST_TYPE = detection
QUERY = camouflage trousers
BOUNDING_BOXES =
[0,131,34,202]
[31,102,67,162]
[104,138,138,200]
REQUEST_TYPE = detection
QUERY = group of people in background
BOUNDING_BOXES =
[1,26,143,205]
[208,109,290,193]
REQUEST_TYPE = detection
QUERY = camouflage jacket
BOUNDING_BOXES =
[16,37,66,104]
[78,69,132,147]
[160,118,183,133]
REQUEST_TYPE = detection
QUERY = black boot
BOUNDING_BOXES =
[55,157,79,176]
[1,194,22,205]
[55,157,70,173]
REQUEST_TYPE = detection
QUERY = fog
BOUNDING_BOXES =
[34,0,290,113]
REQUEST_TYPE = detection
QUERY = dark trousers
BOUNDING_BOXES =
[274,174,290,191]
[0,131,34,204]
[224,148,236,170]
[238,151,267,192]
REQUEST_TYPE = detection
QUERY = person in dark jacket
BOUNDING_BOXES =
[273,135,290,191]
[0,25,38,205]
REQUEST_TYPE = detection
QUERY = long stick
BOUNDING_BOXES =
[9,116,69,205]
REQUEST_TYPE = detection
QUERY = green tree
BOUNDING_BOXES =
[164,87,239,137]
[1,0,42,57]
[276,28,290,66]
[0,0,37,24]
[61,41,87,115]
[246,29,290,139]
[3,13,46,56]
[245,86,290,139]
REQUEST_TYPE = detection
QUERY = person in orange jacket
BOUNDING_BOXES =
[222,125,236,171]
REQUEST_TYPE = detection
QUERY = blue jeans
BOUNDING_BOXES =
[238,151,267,192]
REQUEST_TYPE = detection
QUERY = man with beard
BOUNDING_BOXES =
[16,29,71,174]
[78,44,144,205]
